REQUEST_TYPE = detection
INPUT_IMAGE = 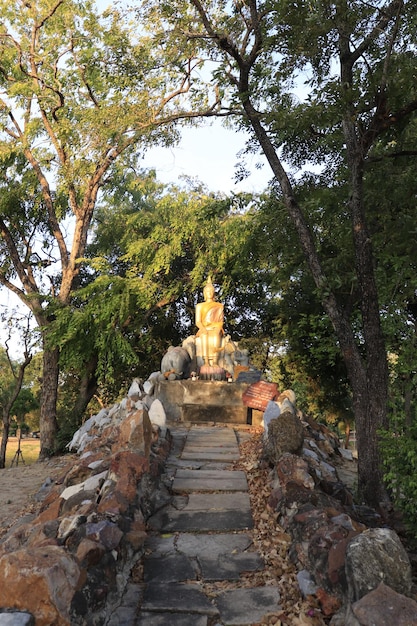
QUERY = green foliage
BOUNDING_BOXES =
[380,430,417,540]
[11,388,39,423]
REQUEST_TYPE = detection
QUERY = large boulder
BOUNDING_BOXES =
[345,527,412,602]
[0,546,80,626]
[263,410,304,464]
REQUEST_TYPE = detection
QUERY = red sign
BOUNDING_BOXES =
[242,381,279,411]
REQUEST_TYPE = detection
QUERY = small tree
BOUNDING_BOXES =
[0,343,33,469]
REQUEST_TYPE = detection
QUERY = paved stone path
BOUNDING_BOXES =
[133,425,281,626]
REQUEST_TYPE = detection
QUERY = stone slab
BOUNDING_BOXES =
[136,613,208,626]
[173,469,248,492]
[144,534,176,556]
[183,439,237,448]
[181,451,239,462]
[199,553,264,581]
[183,443,238,451]
[175,468,246,479]
[148,508,253,532]
[214,587,281,625]
[242,380,279,411]
[176,533,253,557]
[166,459,204,470]
[173,474,248,492]
[141,583,219,616]
[180,492,251,511]
[143,553,198,583]
[185,426,236,435]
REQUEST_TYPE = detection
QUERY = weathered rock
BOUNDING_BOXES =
[0,612,34,626]
[113,407,152,456]
[0,545,80,626]
[351,582,417,626]
[262,401,281,437]
[263,411,304,464]
[76,538,106,566]
[57,515,87,542]
[85,520,123,550]
[149,399,167,427]
[106,450,149,506]
[345,527,412,602]
[128,378,143,400]
[275,453,315,491]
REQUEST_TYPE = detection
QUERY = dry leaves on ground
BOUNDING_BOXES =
[231,429,328,626]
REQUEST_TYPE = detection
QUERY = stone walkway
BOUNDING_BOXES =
[133,425,281,626]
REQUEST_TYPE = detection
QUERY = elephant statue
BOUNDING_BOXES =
[160,346,192,380]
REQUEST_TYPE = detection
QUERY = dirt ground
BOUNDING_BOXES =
[0,453,75,538]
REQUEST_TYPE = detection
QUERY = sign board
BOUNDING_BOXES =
[236,370,262,384]
[242,381,279,411]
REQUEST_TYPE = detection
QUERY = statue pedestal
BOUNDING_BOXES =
[154,379,250,424]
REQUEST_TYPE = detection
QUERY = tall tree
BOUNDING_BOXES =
[0,0,219,456]
[145,0,417,505]
[50,174,278,418]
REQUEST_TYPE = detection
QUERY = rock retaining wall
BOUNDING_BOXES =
[0,391,171,625]
[265,408,417,625]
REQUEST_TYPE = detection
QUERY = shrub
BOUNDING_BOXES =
[380,429,417,540]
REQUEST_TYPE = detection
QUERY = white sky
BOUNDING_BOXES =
[142,121,272,194]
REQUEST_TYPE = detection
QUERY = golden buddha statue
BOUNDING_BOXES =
[195,276,224,366]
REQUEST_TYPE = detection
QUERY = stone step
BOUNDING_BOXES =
[139,583,281,626]
[180,451,239,462]
[136,613,208,626]
[147,506,253,532]
[143,550,263,583]
[144,532,254,558]
[172,469,248,493]
[174,492,251,510]
[183,443,239,454]
[140,582,219,616]
[136,425,280,626]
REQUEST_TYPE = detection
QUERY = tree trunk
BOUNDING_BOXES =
[72,356,99,423]
[39,346,60,459]
[0,418,10,469]
[341,99,389,504]
[243,104,388,507]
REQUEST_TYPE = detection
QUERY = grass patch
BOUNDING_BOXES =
[1,438,40,467]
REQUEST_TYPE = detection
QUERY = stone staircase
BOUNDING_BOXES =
[135,425,281,625]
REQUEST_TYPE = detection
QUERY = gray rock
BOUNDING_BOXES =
[128,379,143,400]
[297,569,318,596]
[149,398,166,427]
[338,447,354,460]
[345,528,412,602]
[263,401,281,438]
[0,614,34,626]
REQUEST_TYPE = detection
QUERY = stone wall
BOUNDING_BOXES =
[264,407,417,625]
[0,391,171,626]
